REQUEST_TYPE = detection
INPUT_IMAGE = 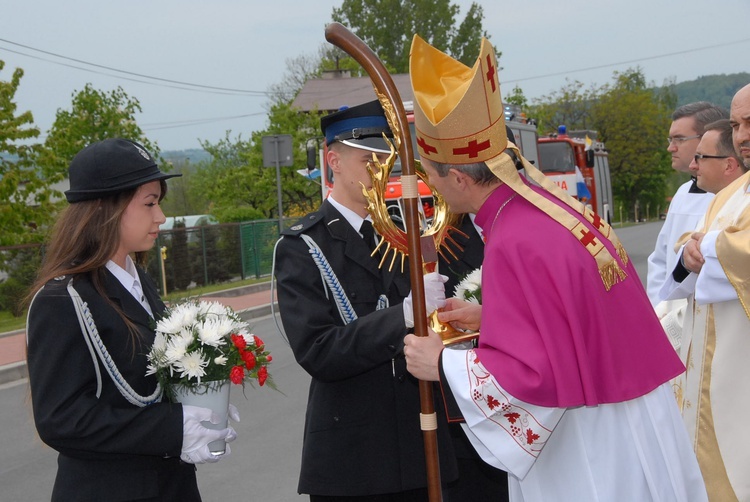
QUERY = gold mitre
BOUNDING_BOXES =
[410,34,629,291]
[410,35,506,165]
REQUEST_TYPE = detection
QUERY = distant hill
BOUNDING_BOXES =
[673,72,749,110]
[161,148,213,165]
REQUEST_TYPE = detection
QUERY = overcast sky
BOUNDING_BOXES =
[1,0,748,152]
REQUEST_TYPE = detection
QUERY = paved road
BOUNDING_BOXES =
[0,312,309,502]
[0,221,663,501]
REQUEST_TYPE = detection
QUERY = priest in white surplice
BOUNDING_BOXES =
[660,83,750,501]
[403,34,707,502]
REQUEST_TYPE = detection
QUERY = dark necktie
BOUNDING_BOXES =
[360,220,378,254]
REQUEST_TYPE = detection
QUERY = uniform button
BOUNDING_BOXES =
[333,416,340,422]
[387,344,396,351]
[350,292,357,299]
[397,375,405,382]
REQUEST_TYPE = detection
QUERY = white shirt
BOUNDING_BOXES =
[646,180,714,305]
[328,196,372,239]
[106,257,154,317]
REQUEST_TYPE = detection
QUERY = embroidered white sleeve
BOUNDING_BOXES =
[442,348,564,480]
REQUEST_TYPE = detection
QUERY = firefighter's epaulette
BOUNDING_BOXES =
[281,211,325,237]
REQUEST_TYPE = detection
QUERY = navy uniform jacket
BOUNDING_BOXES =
[440,214,485,297]
[26,268,200,502]
[274,200,458,497]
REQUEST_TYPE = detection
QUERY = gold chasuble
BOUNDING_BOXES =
[675,170,750,501]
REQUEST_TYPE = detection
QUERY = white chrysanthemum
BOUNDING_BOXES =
[200,301,228,317]
[151,332,168,353]
[164,332,192,364]
[454,266,482,304]
[197,317,230,347]
[175,351,208,382]
[144,362,159,376]
[240,330,255,347]
[157,302,200,333]
[214,355,228,365]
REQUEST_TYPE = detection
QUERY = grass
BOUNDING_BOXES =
[1,276,271,335]
[0,310,26,334]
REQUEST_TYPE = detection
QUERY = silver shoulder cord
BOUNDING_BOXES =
[66,279,162,407]
[271,235,389,343]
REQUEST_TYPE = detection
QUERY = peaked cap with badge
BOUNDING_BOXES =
[321,99,394,154]
[65,138,180,203]
[409,35,628,290]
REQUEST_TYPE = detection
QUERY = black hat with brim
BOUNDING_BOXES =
[64,138,181,203]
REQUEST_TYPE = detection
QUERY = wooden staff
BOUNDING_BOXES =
[325,22,442,501]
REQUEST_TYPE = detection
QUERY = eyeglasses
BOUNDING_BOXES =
[667,135,701,146]
[693,153,729,162]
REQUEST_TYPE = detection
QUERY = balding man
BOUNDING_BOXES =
[661,83,750,501]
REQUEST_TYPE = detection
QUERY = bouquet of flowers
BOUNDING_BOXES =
[453,266,482,304]
[146,299,274,399]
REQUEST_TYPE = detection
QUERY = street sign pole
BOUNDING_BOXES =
[262,134,293,234]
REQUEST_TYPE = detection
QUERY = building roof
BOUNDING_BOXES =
[291,71,414,113]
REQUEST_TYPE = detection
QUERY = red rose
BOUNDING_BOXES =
[229,365,245,385]
[242,351,256,370]
[253,335,264,348]
[258,366,268,386]
[231,333,247,350]
[266,354,273,362]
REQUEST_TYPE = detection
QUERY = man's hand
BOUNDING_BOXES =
[436,298,482,332]
[683,232,706,274]
[404,328,444,381]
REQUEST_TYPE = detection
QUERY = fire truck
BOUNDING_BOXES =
[306,101,541,225]
[537,125,614,223]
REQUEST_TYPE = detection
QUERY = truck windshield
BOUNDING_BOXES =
[538,142,576,173]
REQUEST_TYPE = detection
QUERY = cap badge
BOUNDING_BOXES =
[134,143,151,160]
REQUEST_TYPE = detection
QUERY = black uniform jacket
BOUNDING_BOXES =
[274,200,458,497]
[26,268,200,502]
[440,214,485,297]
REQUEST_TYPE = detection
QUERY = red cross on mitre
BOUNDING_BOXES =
[485,54,497,94]
[453,139,491,159]
[417,136,438,155]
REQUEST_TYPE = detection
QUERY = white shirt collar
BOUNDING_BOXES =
[106,256,139,292]
[105,257,153,317]
[328,196,370,235]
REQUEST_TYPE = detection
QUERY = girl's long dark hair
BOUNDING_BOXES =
[26,180,168,344]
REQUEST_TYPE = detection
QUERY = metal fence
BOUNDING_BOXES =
[146,219,289,295]
[0,219,292,304]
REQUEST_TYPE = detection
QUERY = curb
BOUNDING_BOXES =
[0,300,277,387]
[0,362,27,386]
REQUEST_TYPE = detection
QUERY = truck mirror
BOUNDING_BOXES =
[306,141,318,170]
[586,149,595,168]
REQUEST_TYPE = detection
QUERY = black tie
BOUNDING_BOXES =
[360,220,378,254]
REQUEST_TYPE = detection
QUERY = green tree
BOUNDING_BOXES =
[504,85,529,109]
[37,83,161,199]
[530,79,599,135]
[331,0,492,73]
[159,158,209,217]
[194,101,323,223]
[168,219,191,291]
[0,61,48,247]
[591,69,676,219]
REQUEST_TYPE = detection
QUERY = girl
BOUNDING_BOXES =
[26,138,236,501]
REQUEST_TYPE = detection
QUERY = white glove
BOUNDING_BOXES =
[403,272,447,328]
[181,405,238,464]
[228,403,241,423]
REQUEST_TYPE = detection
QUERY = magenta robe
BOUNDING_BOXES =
[473,181,684,408]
